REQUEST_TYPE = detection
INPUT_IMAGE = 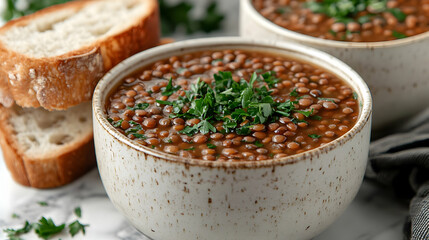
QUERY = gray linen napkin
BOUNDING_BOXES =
[367,108,429,240]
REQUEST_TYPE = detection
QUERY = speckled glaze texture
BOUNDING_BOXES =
[240,0,429,130]
[93,38,372,240]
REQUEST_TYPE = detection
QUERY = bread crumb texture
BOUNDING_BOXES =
[0,0,149,57]
[9,102,92,158]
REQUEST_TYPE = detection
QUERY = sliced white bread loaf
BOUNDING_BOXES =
[0,102,95,188]
[0,0,160,110]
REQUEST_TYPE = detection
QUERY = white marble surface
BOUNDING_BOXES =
[0,0,411,239]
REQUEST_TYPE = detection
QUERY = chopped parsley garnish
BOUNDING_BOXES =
[254,141,264,148]
[125,122,143,134]
[34,217,65,240]
[68,220,89,237]
[207,143,217,149]
[38,201,48,206]
[11,213,20,219]
[353,92,359,100]
[162,78,181,96]
[392,30,407,39]
[184,147,196,151]
[164,71,315,136]
[289,88,299,97]
[304,0,406,25]
[132,133,147,139]
[127,103,149,111]
[156,100,174,105]
[74,207,82,218]
[3,221,32,240]
[318,97,336,103]
[311,115,323,121]
[387,8,406,22]
[295,109,314,117]
[308,134,322,139]
[3,207,89,239]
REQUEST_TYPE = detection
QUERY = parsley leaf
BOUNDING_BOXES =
[112,120,123,128]
[295,109,314,117]
[127,103,149,111]
[74,207,82,218]
[68,220,89,237]
[38,201,48,206]
[156,100,174,105]
[132,133,147,139]
[290,88,299,97]
[388,8,406,22]
[207,143,216,149]
[308,134,322,139]
[184,146,196,151]
[254,141,264,148]
[162,78,181,96]
[392,30,407,39]
[34,217,65,240]
[3,221,32,239]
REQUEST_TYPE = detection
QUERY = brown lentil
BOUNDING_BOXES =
[107,50,359,161]
[253,0,429,42]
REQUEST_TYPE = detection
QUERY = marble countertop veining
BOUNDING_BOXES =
[0,151,409,240]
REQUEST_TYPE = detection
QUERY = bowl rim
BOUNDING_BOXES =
[93,37,372,168]
[241,0,429,49]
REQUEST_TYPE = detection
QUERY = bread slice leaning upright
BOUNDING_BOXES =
[0,0,160,110]
[0,102,95,188]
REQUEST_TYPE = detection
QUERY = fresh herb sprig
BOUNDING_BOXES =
[305,0,406,25]
[158,71,315,136]
[3,206,89,240]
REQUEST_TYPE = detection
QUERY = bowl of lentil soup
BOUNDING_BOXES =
[93,37,371,240]
[241,0,429,130]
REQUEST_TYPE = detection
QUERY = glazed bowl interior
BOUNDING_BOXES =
[93,37,372,167]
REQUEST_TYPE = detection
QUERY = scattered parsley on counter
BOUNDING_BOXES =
[2,206,89,239]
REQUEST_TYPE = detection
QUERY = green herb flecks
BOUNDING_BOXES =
[304,0,406,25]
[3,221,32,240]
[207,143,217,149]
[387,8,406,22]
[308,134,322,139]
[184,146,196,151]
[162,78,181,97]
[38,201,48,206]
[34,217,65,240]
[168,71,315,136]
[74,207,82,218]
[68,220,89,237]
[127,103,149,111]
[254,141,264,148]
[392,30,407,39]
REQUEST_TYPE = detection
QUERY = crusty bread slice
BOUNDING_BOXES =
[0,0,160,110]
[0,102,95,188]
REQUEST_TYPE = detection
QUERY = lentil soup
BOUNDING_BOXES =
[106,50,359,161]
[252,0,429,42]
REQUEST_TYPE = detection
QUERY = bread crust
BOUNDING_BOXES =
[0,0,160,110]
[0,104,96,188]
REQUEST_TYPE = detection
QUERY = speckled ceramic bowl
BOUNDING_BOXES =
[240,0,429,130]
[93,37,372,240]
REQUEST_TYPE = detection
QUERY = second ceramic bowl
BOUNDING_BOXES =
[240,0,429,130]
